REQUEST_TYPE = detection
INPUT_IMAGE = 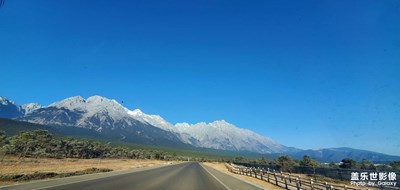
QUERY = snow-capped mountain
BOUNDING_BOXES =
[21,103,42,114]
[0,96,24,118]
[43,95,133,129]
[175,120,294,154]
[0,95,294,154]
[2,95,399,161]
[0,96,42,118]
[125,108,198,145]
[18,96,187,147]
[126,108,176,132]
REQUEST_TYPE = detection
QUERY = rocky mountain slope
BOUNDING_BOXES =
[0,95,292,154]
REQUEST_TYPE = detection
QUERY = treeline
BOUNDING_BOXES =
[0,130,178,160]
[232,155,400,172]
[1,129,399,170]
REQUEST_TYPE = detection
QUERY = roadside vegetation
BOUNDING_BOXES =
[0,129,398,186]
[0,167,112,184]
[0,130,183,161]
[232,155,400,172]
[1,129,398,170]
[229,155,399,189]
[0,129,184,185]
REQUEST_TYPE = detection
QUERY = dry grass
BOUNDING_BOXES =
[203,162,284,190]
[0,156,167,175]
[0,156,171,186]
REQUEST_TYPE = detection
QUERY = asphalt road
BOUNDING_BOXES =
[1,162,264,190]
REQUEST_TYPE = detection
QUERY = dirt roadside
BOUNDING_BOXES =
[203,162,284,190]
[0,156,172,185]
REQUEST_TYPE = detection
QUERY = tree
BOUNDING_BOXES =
[155,151,162,160]
[339,158,357,169]
[299,155,319,167]
[0,130,8,162]
[233,156,247,163]
[273,155,297,172]
[390,161,400,171]
[258,156,268,165]
[0,130,6,146]
[9,131,37,158]
[32,130,53,158]
[0,129,194,161]
[329,161,338,168]
[360,159,375,170]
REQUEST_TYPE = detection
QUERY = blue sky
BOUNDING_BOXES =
[1,0,399,156]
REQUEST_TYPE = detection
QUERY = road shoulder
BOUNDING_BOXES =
[203,162,284,190]
[201,163,266,190]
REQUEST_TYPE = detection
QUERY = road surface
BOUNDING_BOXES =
[1,162,264,190]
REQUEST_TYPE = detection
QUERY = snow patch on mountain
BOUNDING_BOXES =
[24,95,138,131]
[175,120,289,153]
[49,96,86,110]
[0,96,17,106]
[126,109,176,132]
[49,95,130,121]
[0,96,24,118]
[21,103,42,114]
[126,108,197,144]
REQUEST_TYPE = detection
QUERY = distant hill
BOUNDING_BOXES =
[287,147,400,163]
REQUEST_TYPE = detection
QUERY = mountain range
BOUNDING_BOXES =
[1,95,399,162]
[0,95,294,153]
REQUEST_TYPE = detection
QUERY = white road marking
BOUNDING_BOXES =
[201,164,266,190]
[200,164,232,190]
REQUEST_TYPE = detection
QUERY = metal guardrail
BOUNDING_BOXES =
[226,163,361,190]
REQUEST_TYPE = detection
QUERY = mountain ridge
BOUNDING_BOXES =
[287,147,400,162]
[0,95,292,154]
[0,95,290,153]
[1,95,399,162]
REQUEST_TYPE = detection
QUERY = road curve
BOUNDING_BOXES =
[1,162,263,190]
